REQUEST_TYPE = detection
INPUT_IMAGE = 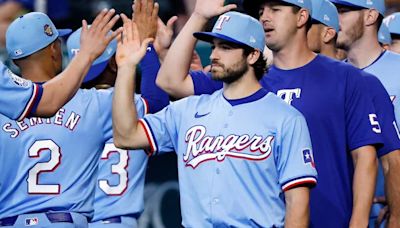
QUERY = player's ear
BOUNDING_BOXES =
[322,27,337,44]
[297,8,310,29]
[247,49,261,65]
[364,8,380,27]
[49,40,60,59]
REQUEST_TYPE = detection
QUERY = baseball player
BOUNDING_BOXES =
[65,2,169,227]
[308,1,400,226]
[385,12,400,54]
[0,11,149,228]
[0,7,121,121]
[156,0,383,227]
[113,11,317,227]
[333,1,400,226]
[307,0,340,59]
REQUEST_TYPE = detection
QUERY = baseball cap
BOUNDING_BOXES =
[193,11,265,52]
[330,0,385,16]
[378,23,392,44]
[243,0,313,18]
[66,27,117,83]
[311,0,339,32]
[6,12,72,59]
[384,13,400,35]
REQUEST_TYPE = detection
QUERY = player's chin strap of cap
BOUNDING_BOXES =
[0,212,75,226]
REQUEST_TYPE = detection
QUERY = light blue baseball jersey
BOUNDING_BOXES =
[0,63,43,121]
[0,88,147,221]
[140,88,317,227]
[91,118,147,223]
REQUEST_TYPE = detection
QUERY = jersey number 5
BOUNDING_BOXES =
[27,139,61,194]
[99,144,129,195]
[369,114,382,134]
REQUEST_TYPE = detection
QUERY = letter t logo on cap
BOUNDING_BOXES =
[215,15,230,30]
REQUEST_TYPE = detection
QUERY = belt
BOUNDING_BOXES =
[101,216,121,224]
[0,212,73,226]
[100,214,139,224]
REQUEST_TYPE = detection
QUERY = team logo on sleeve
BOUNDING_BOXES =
[8,70,30,88]
[303,149,315,168]
[183,125,274,168]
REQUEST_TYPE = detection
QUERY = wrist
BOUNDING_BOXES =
[75,50,96,63]
[191,11,210,23]
[117,64,137,74]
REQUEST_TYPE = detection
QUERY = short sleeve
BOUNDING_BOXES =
[96,89,148,143]
[140,103,180,155]
[345,69,383,151]
[190,71,223,95]
[0,65,43,121]
[363,75,400,157]
[277,115,318,191]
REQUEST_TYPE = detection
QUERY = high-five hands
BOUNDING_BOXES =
[115,13,154,69]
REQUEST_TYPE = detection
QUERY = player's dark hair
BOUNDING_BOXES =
[376,14,384,30]
[243,47,267,81]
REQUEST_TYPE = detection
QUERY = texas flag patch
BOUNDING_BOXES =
[25,218,39,226]
[303,149,315,168]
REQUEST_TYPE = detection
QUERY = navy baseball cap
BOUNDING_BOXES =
[330,0,385,16]
[194,11,265,52]
[384,13,400,35]
[243,0,313,18]
[66,27,117,83]
[378,23,392,44]
[6,12,72,59]
[311,0,339,32]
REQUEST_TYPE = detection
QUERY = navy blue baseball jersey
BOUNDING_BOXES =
[140,88,317,227]
[0,63,42,121]
[364,51,400,129]
[190,55,382,227]
[361,73,400,157]
[360,50,400,224]
[0,88,147,221]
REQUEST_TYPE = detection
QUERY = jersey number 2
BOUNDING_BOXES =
[27,139,61,194]
[99,144,129,195]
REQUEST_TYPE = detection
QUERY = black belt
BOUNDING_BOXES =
[0,212,73,226]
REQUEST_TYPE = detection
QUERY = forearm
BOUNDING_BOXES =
[285,187,310,228]
[112,65,139,149]
[140,44,169,113]
[156,12,207,95]
[381,151,400,228]
[350,147,378,227]
[37,52,94,116]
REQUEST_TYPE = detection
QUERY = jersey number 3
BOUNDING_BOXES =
[99,144,129,195]
[27,139,61,194]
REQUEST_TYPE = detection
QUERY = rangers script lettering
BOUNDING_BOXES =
[184,125,274,168]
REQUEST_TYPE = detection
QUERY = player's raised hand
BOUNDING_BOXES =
[116,14,153,68]
[133,0,158,42]
[79,9,123,62]
[154,16,178,56]
[193,0,237,20]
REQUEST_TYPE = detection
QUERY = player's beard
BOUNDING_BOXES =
[336,14,364,50]
[211,58,248,84]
